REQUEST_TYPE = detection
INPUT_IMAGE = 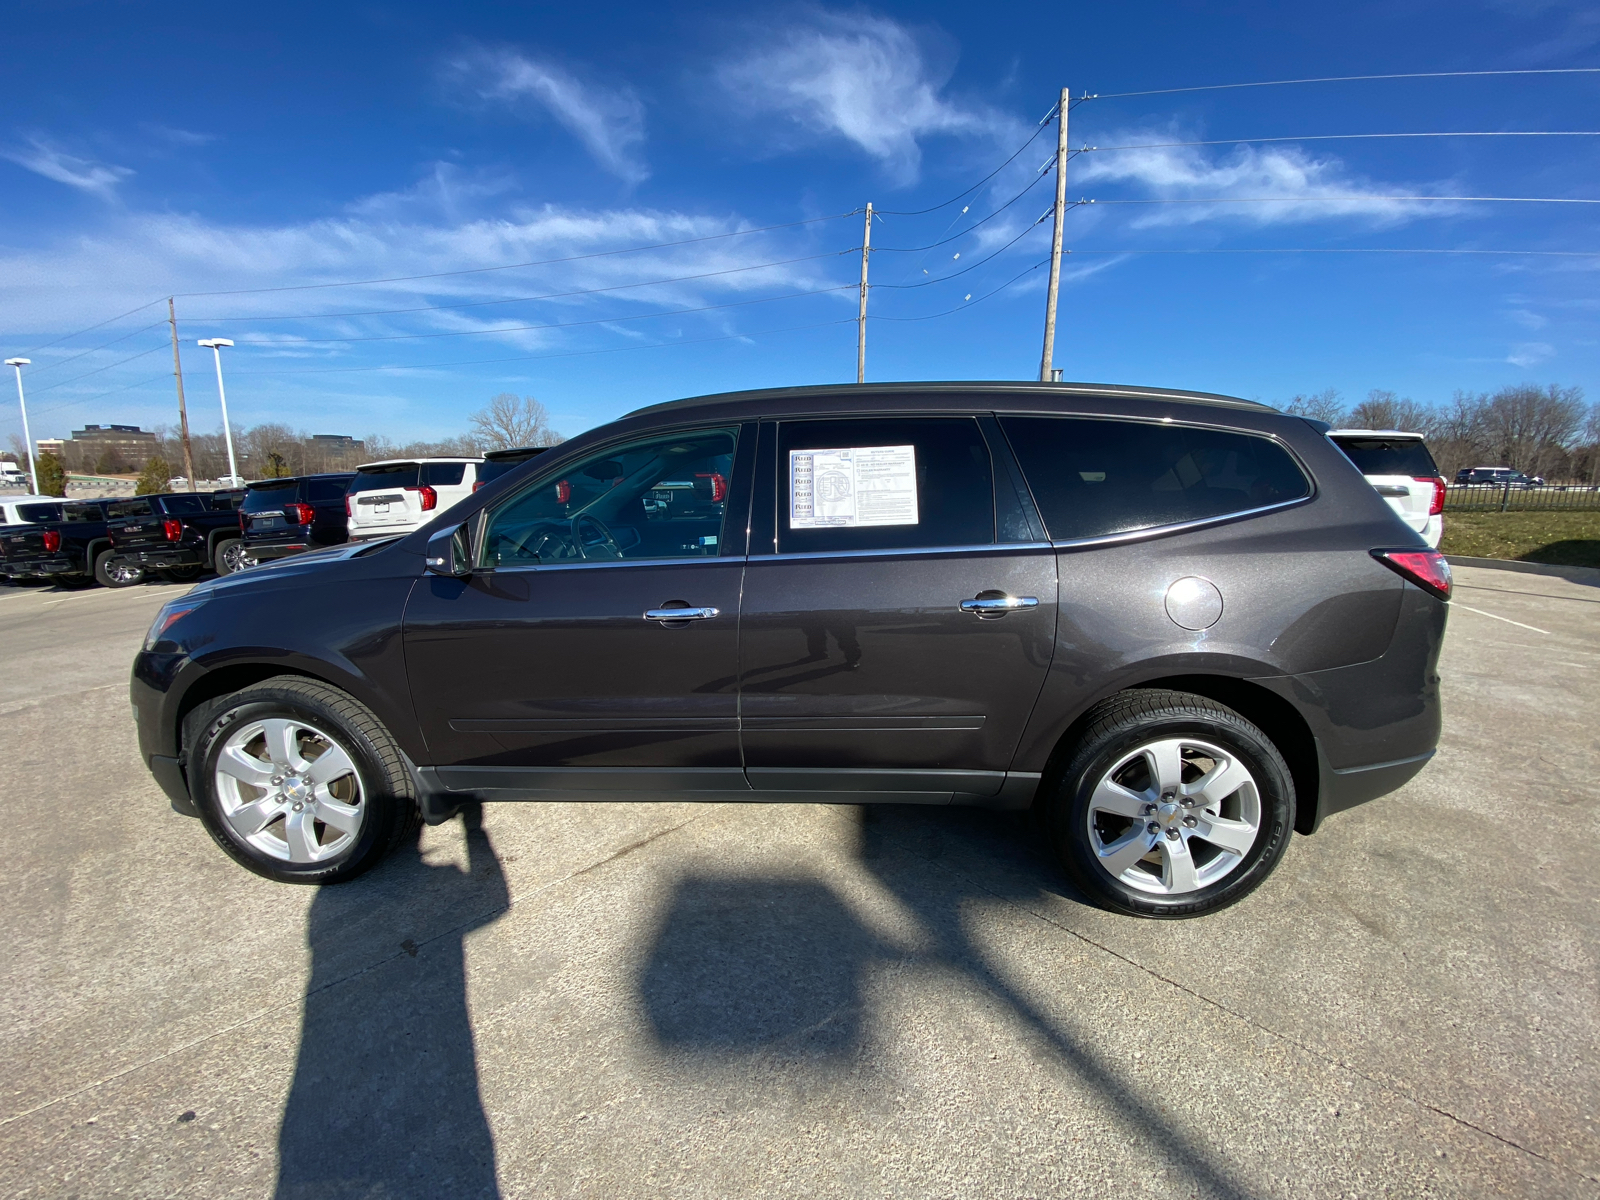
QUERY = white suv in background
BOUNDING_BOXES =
[1327,429,1445,548]
[345,458,483,543]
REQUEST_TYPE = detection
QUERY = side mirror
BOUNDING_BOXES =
[424,523,471,578]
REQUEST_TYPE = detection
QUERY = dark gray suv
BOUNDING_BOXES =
[132,383,1449,917]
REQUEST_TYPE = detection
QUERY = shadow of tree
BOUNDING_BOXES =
[275,805,507,1200]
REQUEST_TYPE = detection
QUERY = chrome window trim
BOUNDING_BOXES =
[749,541,1052,564]
[1046,495,1315,551]
[485,553,735,575]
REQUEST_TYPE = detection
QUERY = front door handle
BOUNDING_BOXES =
[960,594,1039,619]
[643,606,720,622]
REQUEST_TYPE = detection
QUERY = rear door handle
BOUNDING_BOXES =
[960,594,1039,618]
[643,606,720,622]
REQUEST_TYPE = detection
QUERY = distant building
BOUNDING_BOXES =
[66,425,159,473]
[36,438,64,458]
[309,434,365,469]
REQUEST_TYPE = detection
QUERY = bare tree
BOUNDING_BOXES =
[1281,389,1346,425]
[1347,389,1434,434]
[1477,384,1586,479]
[469,394,563,451]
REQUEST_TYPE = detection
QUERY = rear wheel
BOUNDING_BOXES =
[93,548,143,588]
[1046,689,1295,919]
[186,675,419,884]
[214,537,248,575]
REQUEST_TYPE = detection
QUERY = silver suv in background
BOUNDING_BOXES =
[345,458,483,543]
[1327,430,1445,549]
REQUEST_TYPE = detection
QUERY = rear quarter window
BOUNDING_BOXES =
[423,462,467,487]
[107,499,153,519]
[244,481,299,512]
[1000,416,1310,542]
[18,503,63,522]
[307,476,352,502]
[63,504,102,523]
[1331,436,1439,477]
[163,495,205,515]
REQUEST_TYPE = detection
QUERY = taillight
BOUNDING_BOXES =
[473,479,484,492]
[286,502,315,526]
[239,511,247,532]
[161,517,182,542]
[345,495,355,519]
[695,472,728,502]
[1415,476,1446,517]
[407,485,438,511]
[556,480,572,504]
[42,529,61,552]
[1372,548,1452,600]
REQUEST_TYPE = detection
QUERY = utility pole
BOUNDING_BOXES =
[1039,87,1070,382]
[857,202,872,384]
[168,298,198,491]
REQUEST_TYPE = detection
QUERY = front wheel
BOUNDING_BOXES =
[1046,689,1295,919]
[214,537,249,575]
[186,676,419,884]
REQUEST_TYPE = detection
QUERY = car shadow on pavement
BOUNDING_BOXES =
[275,804,507,1200]
[638,804,1266,1200]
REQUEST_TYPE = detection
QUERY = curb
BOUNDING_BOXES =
[1445,555,1600,586]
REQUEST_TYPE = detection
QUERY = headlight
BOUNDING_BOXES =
[144,598,207,651]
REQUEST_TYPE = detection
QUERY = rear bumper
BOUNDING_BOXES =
[349,525,420,542]
[2,558,75,576]
[112,546,204,569]
[1310,745,1434,833]
[245,542,309,562]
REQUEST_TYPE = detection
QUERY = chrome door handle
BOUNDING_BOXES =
[960,594,1039,617]
[1373,484,1411,497]
[643,606,720,622]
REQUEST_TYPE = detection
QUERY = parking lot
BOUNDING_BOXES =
[1,564,1596,1199]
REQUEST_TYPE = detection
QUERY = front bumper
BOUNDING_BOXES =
[111,546,204,570]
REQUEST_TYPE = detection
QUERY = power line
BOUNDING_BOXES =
[1082,131,1600,152]
[187,251,855,323]
[26,372,174,419]
[873,118,1055,217]
[25,342,170,397]
[230,284,857,346]
[873,171,1051,253]
[1087,68,1600,102]
[23,320,169,377]
[172,213,860,298]
[16,297,166,357]
[1063,247,1600,256]
[872,258,1050,322]
[876,204,1071,290]
[230,318,858,377]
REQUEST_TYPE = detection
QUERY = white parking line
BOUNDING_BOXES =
[1447,601,1551,635]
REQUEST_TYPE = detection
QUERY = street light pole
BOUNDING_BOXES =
[196,339,240,486]
[4,358,38,494]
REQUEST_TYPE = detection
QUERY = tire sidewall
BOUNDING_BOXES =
[94,549,143,588]
[1054,711,1294,918]
[214,538,244,574]
[188,690,396,883]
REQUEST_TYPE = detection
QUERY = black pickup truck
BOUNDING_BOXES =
[106,490,245,582]
[0,499,150,587]
[239,473,354,569]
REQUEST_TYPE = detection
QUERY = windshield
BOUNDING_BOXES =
[1331,436,1439,478]
[243,480,299,512]
[350,464,419,493]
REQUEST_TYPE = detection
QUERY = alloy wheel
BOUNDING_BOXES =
[1085,736,1262,896]
[212,716,367,863]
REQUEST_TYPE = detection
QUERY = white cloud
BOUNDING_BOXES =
[1507,341,1554,367]
[1073,134,1452,227]
[1507,308,1549,330]
[443,45,648,184]
[140,123,219,148]
[717,10,1016,185]
[1,136,132,200]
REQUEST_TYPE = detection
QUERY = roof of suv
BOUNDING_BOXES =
[355,457,482,469]
[626,381,1275,420]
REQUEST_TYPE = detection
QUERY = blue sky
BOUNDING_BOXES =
[1,0,1597,446]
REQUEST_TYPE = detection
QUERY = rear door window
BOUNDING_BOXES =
[775,417,994,554]
[422,462,467,487]
[63,503,102,522]
[1001,416,1310,543]
[1330,436,1439,477]
[164,495,205,515]
[350,464,419,493]
[107,499,153,519]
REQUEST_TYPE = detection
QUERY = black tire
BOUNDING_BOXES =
[185,675,420,884]
[1045,689,1295,919]
[49,573,96,590]
[159,563,207,583]
[93,548,144,588]
[214,538,247,575]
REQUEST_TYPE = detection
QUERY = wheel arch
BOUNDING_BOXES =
[1036,674,1321,836]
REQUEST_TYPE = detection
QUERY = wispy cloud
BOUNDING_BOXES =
[140,123,219,148]
[716,10,1016,185]
[1507,341,1555,366]
[1,136,132,200]
[443,44,648,184]
[1073,133,1453,227]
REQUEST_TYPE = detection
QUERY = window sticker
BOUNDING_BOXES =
[789,445,918,528]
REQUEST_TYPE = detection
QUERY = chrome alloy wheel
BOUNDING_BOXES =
[220,541,250,573]
[212,717,366,863]
[107,561,143,585]
[1085,737,1262,896]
